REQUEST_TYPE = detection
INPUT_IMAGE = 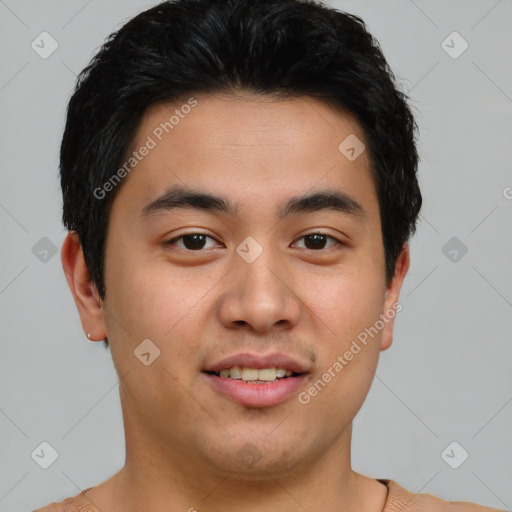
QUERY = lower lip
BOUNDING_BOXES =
[202,373,308,408]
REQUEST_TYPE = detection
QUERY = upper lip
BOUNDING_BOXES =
[203,352,311,374]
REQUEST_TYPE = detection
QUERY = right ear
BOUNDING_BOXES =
[60,232,107,342]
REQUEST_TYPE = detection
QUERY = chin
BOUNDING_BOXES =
[203,437,305,480]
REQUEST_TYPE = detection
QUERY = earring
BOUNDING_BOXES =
[87,332,91,339]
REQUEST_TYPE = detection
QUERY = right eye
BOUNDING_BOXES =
[164,233,222,251]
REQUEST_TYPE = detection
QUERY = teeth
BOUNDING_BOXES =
[258,368,277,381]
[216,367,294,381]
[230,366,242,379]
[241,367,259,381]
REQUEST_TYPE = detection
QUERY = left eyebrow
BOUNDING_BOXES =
[278,190,367,222]
[140,185,367,222]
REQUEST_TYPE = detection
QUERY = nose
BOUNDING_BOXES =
[217,245,302,333]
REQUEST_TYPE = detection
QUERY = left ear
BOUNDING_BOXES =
[380,243,410,351]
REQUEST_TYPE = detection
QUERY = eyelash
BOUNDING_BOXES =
[164,232,345,252]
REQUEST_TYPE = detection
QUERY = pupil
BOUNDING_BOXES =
[183,234,206,250]
[305,234,326,249]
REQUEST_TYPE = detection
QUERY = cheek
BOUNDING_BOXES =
[104,252,215,366]
[300,301,382,426]
[299,265,385,405]
[302,265,385,345]
[104,256,212,419]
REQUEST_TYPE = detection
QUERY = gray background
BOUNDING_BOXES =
[0,0,511,510]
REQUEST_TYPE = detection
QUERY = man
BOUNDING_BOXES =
[35,0,502,510]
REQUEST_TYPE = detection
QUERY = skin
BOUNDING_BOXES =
[61,91,410,512]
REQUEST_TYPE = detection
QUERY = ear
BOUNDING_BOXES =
[380,243,410,351]
[61,232,107,342]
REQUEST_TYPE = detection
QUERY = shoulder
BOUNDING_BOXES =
[33,501,64,512]
[32,487,97,512]
[381,479,504,512]
[33,503,63,512]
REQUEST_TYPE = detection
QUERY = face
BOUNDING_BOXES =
[70,92,409,479]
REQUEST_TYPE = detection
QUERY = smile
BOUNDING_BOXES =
[207,366,296,383]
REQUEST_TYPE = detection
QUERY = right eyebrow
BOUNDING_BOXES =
[141,185,237,219]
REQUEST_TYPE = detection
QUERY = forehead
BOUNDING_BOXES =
[135,91,366,155]
[114,92,379,223]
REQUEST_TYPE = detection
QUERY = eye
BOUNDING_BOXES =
[293,233,343,250]
[165,233,221,251]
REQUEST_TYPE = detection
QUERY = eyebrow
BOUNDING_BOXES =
[141,185,367,222]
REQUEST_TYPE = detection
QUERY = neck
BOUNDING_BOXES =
[85,391,387,511]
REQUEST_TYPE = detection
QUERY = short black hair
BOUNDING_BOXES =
[61,0,422,347]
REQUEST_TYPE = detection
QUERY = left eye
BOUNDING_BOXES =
[166,234,220,251]
[293,233,342,250]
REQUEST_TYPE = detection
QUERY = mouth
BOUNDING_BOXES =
[202,353,310,408]
[204,366,301,383]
